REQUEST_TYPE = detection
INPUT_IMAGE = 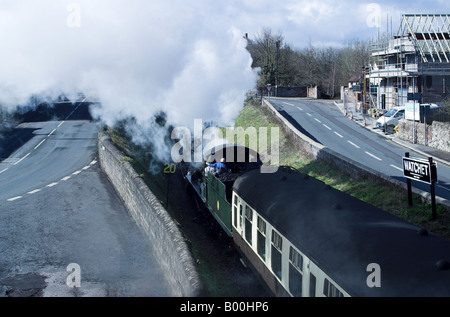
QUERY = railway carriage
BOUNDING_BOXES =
[184,145,450,297]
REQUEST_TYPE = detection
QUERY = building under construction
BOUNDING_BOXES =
[366,14,450,115]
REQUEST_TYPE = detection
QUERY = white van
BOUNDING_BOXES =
[404,103,439,121]
[376,106,405,130]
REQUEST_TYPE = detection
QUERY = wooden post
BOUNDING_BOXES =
[405,152,413,207]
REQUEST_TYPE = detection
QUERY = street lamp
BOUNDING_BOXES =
[267,84,272,101]
[412,74,416,144]
[406,71,418,144]
[275,40,280,98]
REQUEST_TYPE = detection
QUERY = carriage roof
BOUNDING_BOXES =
[233,166,450,297]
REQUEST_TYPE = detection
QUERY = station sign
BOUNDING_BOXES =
[402,156,437,184]
[403,153,438,220]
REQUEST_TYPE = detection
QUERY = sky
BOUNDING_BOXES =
[0,1,449,160]
[236,0,450,48]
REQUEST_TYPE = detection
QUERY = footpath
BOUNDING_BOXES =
[333,100,450,167]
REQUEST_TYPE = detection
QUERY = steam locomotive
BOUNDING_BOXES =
[183,144,450,297]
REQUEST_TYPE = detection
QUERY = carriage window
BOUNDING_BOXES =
[239,204,244,229]
[257,217,266,260]
[309,273,316,297]
[271,230,283,280]
[323,279,343,297]
[233,195,238,228]
[289,247,303,297]
[244,207,253,245]
[289,247,303,272]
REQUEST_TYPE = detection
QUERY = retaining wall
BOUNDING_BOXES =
[98,132,203,297]
[262,99,450,211]
[398,119,450,153]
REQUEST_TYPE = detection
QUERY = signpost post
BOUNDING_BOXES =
[267,84,272,102]
[405,153,413,207]
[429,157,437,220]
[402,153,438,220]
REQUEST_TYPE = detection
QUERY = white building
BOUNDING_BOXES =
[367,14,450,112]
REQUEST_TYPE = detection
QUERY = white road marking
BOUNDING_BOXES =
[365,151,383,161]
[2,107,95,201]
[306,113,312,117]
[283,102,295,107]
[48,128,57,137]
[323,124,332,130]
[296,106,303,111]
[4,162,95,201]
[7,196,22,202]
[14,152,31,165]
[347,141,361,149]
[34,139,46,150]
[315,118,322,123]
[334,132,344,138]
[390,164,403,172]
[13,121,67,167]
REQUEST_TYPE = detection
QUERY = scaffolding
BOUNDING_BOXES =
[398,14,450,64]
[366,14,450,114]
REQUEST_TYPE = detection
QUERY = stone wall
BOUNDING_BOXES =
[98,132,203,296]
[398,119,450,153]
[307,86,319,99]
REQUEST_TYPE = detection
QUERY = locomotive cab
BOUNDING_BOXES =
[184,144,262,236]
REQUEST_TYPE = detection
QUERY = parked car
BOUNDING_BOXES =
[376,106,405,130]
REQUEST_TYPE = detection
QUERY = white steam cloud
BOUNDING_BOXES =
[0,0,258,160]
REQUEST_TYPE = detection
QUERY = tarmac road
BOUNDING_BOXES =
[267,97,450,204]
[0,104,172,296]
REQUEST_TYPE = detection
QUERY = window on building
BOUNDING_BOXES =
[323,278,344,297]
[426,76,432,88]
[289,247,303,297]
[257,217,266,260]
[271,230,283,280]
[244,207,253,245]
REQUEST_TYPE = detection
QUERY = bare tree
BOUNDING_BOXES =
[246,28,371,99]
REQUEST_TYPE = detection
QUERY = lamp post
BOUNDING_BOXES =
[413,74,416,144]
[275,40,280,98]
